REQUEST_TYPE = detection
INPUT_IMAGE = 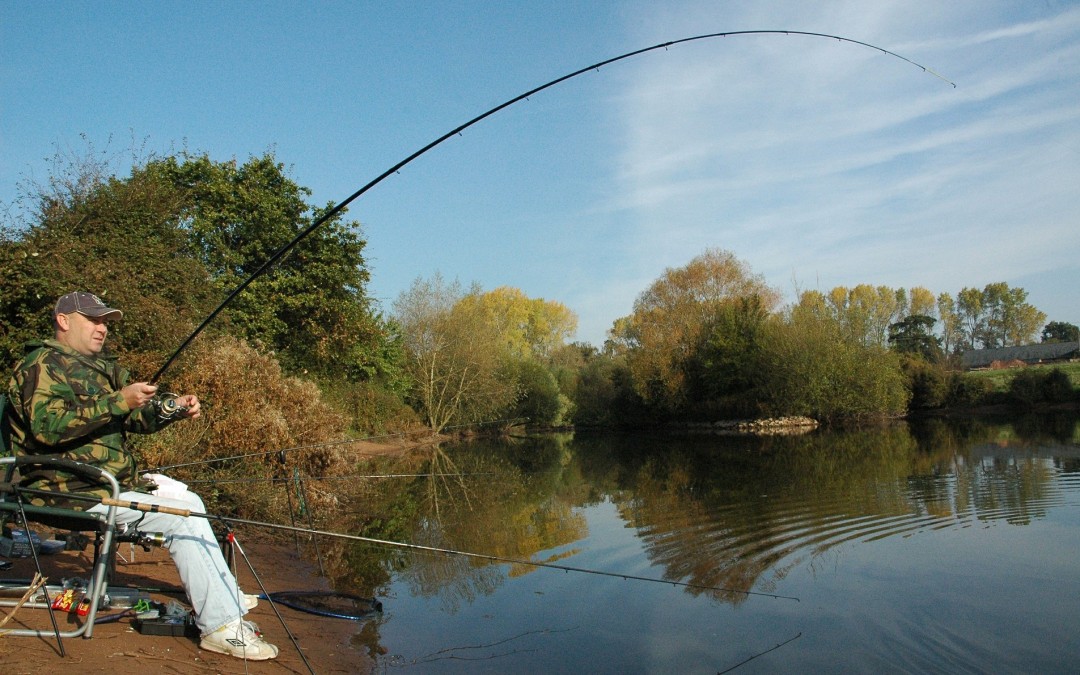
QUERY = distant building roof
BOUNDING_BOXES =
[961,341,1080,369]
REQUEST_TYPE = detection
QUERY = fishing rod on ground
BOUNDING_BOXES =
[13,485,800,603]
[147,30,953,384]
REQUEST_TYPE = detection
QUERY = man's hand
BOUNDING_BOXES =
[121,382,158,409]
[175,394,202,419]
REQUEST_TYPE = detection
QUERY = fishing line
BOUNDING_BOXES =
[150,30,953,382]
[210,514,801,602]
[10,485,799,602]
[145,431,419,472]
[718,631,803,674]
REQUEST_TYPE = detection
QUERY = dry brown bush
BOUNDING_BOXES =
[134,336,352,521]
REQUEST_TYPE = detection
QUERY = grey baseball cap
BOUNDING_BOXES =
[53,292,123,320]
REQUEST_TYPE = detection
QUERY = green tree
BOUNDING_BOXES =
[1008,368,1075,409]
[0,154,218,373]
[143,153,397,383]
[900,357,950,410]
[888,315,943,362]
[1041,321,1079,343]
[754,296,910,421]
[505,359,573,427]
[569,350,647,427]
[697,295,770,417]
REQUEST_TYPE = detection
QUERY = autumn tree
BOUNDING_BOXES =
[612,248,780,414]
[458,286,577,361]
[951,283,1046,349]
[824,284,903,347]
[955,287,984,351]
[908,286,937,319]
[936,292,962,358]
[984,283,1046,347]
[393,274,519,432]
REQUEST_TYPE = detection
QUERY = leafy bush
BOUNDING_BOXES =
[754,309,910,421]
[1008,368,1075,409]
[321,379,421,436]
[901,358,950,410]
[946,372,994,407]
[507,359,573,427]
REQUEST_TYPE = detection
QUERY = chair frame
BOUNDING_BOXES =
[1,404,121,641]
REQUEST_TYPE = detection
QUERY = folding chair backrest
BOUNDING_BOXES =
[0,393,111,531]
[0,395,105,531]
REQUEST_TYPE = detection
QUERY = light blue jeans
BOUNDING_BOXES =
[88,488,247,634]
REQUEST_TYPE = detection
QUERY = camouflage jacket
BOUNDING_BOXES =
[5,339,167,507]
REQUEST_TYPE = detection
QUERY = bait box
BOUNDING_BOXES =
[0,529,41,558]
[103,586,150,609]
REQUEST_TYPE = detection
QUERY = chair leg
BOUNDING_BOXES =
[0,519,115,642]
[13,498,65,655]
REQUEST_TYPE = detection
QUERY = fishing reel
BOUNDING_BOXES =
[150,393,189,422]
[116,529,169,551]
[116,519,169,551]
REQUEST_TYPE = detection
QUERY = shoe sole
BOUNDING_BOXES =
[200,641,278,661]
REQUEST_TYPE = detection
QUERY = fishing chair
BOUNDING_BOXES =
[0,394,120,642]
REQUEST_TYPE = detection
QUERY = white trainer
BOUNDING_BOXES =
[200,619,279,660]
[243,593,259,610]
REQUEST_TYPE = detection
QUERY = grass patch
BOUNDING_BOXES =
[967,361,1080,393]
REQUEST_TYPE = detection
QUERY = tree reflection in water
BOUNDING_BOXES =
[320,416,1079,669]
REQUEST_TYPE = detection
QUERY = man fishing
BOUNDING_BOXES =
[4,291,279,661]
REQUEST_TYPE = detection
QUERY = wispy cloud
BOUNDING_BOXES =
[578,1,1078,333]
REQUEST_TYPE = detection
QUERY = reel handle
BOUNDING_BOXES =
[100,498,191,517]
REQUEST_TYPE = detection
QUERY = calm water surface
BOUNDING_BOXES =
[340,416,1080,674]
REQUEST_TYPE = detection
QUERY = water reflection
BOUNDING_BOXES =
[321,415,1080,671]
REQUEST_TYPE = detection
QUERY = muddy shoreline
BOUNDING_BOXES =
[0,435,447,673]
[1,535,376,673]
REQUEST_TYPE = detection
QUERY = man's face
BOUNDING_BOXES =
[56,312,111,356]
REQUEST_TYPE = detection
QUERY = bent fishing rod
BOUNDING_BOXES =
[150,30,954,383]
[12,484,799,602]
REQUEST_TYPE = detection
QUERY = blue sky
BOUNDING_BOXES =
[3,1,1078,346]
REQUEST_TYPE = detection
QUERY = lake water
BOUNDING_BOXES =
[340,416,1080,673]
